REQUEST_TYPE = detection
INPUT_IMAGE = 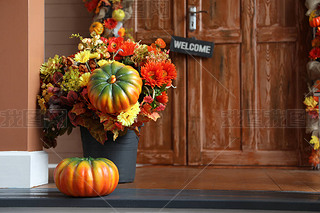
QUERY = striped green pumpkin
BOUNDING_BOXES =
[87,61,142,114]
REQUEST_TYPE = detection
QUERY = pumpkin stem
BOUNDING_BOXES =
[109,75,117,84]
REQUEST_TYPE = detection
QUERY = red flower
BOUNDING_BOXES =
[108,37,124,52]
[141,62,166,88]
[85,0,99,13]
[155,104,166,111]
[143,96,154,104]
[309,47,320,60]
[119,41,136,56]
[156,92,168,104]
[104,18,118,30]
[100,36,108,44]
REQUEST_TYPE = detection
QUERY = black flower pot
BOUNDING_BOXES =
[80,126,139,183]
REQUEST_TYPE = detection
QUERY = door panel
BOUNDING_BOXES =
[128,0,187,165]
[256,43,297,151]
[187,0,242,165]
[201,44,241,151]
[254,0,298,154]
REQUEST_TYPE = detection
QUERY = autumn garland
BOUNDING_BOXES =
[304,3,320,168]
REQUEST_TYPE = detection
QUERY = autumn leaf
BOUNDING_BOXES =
[68,111,83,127]
[133,126,140,137]
[71,102,86,115]
[147,112,160,121]
[88,127,107,145]
[60,96,72,106]
[99,113,114,123]
[309,149,320,167]
[113,130,119,141]
[67,90,78,103]
[103,119,117,132]
[81,116,107,145]
[53,72,63,84]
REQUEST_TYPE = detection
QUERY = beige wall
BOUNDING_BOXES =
[45,0,92,163]
[0,0,44,151]
[45,0,91,59]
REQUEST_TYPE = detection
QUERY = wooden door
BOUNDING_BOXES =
[187,0,308,166]
[130,0,308,166]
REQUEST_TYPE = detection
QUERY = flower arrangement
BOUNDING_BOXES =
[84,0,133,38]
[38,32,177,148]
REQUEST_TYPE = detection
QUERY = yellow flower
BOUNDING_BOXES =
[41,83,54,102]
[117,102,140,127]
[90,52,100,59]
[97,59,113,67]
[37,96,46,111]
[310,136,320,150]
[74,50,91,63]
[304,96,318,108]
[79,73,91,87]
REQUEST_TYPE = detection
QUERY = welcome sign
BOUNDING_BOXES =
[170,36,214,58]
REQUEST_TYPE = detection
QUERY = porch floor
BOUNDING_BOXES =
[1,166,320,211]
[41,166,320,192]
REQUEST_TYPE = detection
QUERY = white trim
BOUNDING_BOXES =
[48,163,57,169]
[0,151,48,188]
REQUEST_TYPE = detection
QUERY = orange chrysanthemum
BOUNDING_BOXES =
[161,61,177,84]
[141,62,166,88]
[119,41,136,56]
[155,38,166,48]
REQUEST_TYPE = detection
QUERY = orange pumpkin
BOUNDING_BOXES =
[89,22,104,35]
[54,157,119,197]
[310,17,320,28]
